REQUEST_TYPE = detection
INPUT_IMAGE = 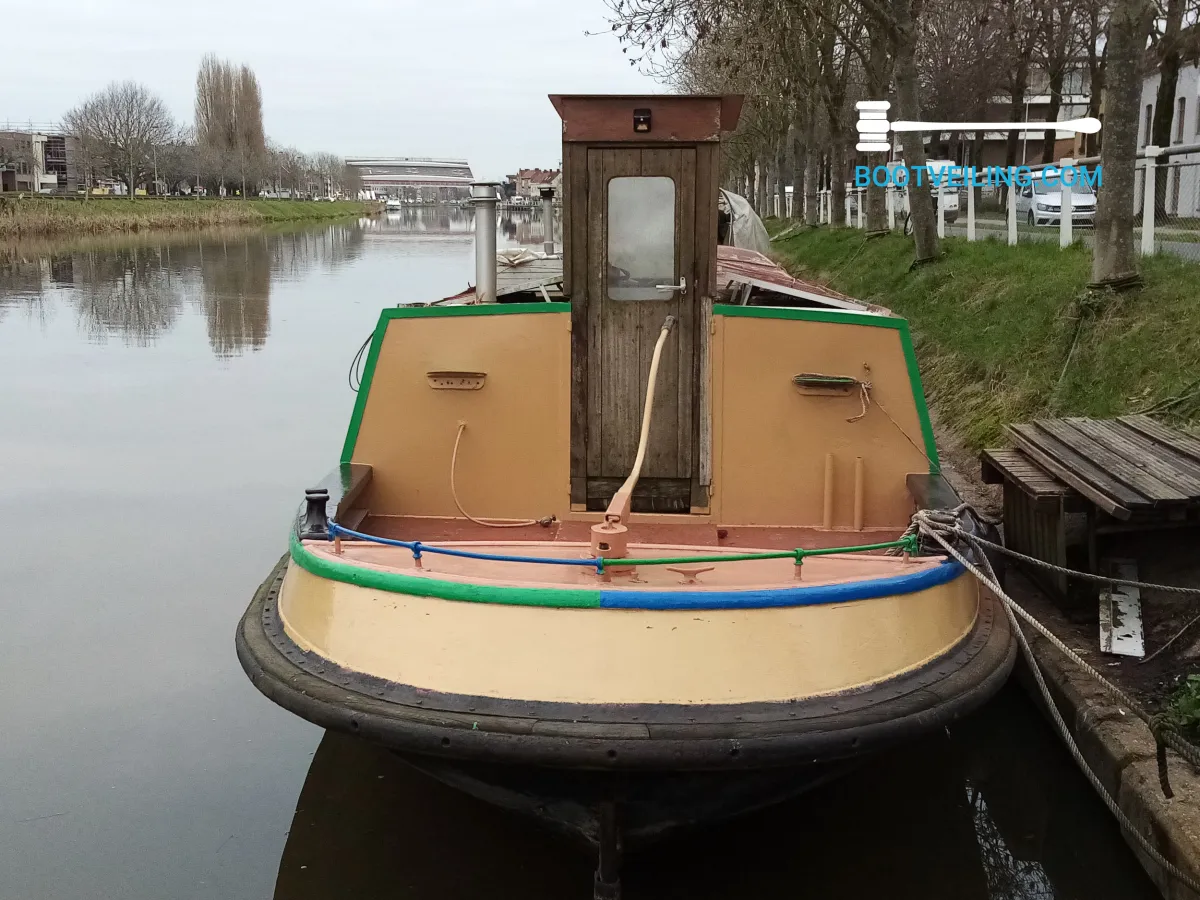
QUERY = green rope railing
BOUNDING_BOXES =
[598,535,920,570]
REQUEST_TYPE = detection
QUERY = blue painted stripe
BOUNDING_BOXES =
[598,559,965,610]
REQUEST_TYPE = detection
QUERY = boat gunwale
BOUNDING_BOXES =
[289,533,965,610]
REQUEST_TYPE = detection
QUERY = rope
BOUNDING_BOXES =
[451,422,553,529]
[322,522,920,577]
[348,332,372,393]
[1141,611,1200,665]
[846,381,872,423]
[915,512,1200,894]
[953,529,1200,597]
[327,523,604,572]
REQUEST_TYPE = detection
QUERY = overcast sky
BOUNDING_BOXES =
[0,0,659,180]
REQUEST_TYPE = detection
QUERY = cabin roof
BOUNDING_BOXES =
[548,94,744,140]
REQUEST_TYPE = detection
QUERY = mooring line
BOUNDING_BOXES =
[915,511,1200,894]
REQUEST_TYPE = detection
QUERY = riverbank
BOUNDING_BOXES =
[0,196,380,240]
[767,225,1200,450]
[768,221,1200,898]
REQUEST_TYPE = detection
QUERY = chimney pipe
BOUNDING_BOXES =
[471,182,499,303]
[539,185,555,256]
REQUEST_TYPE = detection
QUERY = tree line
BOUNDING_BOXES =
[62,55,361,200]
[606,0,1182,287]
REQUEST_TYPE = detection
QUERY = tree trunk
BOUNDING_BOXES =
[1005,68,1029,168]
[791,110,809,221]
[1092,0,1154,284]
[1085,8,1106,157]
[1041,70,1066,165]
[1151,0,1184,216]
[766,157,778,217]
[804,144,819,225]
[892,0,939,260]
[864,31,894,231]
[776,136,790,218]
[756,156,769,217]
[745,164,756,209]
[829,134,847,226]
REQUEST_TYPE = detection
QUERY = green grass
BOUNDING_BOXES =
[1164,673,1200,740]
[0,196,380,239]
[766,221,1200,449]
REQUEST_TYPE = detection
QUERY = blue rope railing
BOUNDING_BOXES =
[328,522,607,573]
[323,522,922,575]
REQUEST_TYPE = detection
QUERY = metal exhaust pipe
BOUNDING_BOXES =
[539,185,555,256]
[471,182,499,303]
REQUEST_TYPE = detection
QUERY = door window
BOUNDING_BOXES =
[607,176,675,300]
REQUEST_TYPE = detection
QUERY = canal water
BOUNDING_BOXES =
[0,210,1159,900]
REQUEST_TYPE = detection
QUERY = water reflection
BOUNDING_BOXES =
[0,223,365,354]
[273,688,1155,900]
[356,205,563,248]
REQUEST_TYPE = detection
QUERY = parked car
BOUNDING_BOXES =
[886,159,960,227]
[1014,174,1097,227]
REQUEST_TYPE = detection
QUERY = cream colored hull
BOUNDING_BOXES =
[277,558,979,705]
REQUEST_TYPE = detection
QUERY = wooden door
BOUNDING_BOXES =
[585,146,698,512]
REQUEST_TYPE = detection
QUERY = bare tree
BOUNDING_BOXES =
[1035,0,1084,164]
[235,66,266,197]
[0,133,39,190]
[195,55,266,196]
[994,0,1041,167]
[1081,0,1110,157]
[1092,0,1156,285]
[63,81,176,196]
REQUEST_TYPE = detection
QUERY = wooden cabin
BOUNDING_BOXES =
[339,94,937,541]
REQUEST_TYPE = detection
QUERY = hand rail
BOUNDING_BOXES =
[322,522,921,575]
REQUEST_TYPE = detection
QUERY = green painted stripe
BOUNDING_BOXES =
[340,319,388,464]
[339,302,571,463]
[713,304,940,474]
[380,302,570,320]
[289,533,602,608]
[895,317,941,473]
[713,303,905,329]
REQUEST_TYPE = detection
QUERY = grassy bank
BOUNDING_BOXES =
[0,197,379,240]
[766,223,1200,450]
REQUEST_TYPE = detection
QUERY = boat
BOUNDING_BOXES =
[385,197,403,211]
[237,93,1015,898]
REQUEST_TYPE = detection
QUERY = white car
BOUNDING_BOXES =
[1015,176,1096,227]
[885,159,959,225]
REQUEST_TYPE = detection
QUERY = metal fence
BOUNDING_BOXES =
[779,144,1200,264]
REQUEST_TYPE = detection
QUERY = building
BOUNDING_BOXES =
[509,168,561,201]
[905,64,1093,168]
[1136,62,1200,217]
[0,128,79,193]
[344,157,474,202]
